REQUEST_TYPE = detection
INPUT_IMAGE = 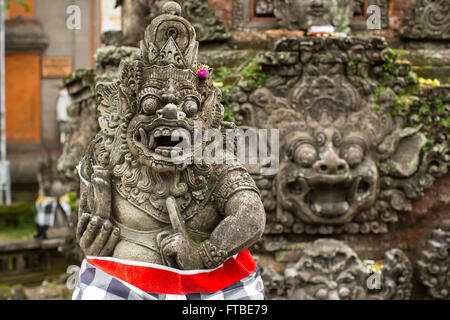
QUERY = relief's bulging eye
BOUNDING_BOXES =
[183,99,199,117]
[342,144,364,167]
[141,96,159,115]
[294,144,317,167]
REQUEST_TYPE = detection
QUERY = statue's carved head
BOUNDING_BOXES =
[95,2,223,176]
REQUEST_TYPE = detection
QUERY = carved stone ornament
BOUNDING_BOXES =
[280,239,413,300]
[417,219,450,299]
[273,0,354,33]
[117,0,230,46]
[400,0,450,40]
[227,37,450,235]
[77,1,265,277]
[58,69,97,186]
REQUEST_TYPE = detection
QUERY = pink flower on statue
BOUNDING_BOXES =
[197,68,208,79]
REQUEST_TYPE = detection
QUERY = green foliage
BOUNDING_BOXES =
[237,57,269,89]
[212,67,233,84]
[371,86,386,113]
[348,59,358,74]
[392,94,414,117]
[0,222,36,241]
[68,191,78,211]
[421,137,435,153]
[382,48,405,80]
[212,56,269,124]
[0,202,36,240]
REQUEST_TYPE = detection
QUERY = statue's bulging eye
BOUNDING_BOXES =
[294,144,317,167]
[342,144,364,167]
[141,97,159,115]
[183,99,198,117]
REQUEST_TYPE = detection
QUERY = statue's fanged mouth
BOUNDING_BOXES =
[131,118,193,169]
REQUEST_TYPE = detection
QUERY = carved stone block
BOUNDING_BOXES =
[400,0,450,39]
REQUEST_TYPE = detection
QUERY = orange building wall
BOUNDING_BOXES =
[5,54,41,144]
[5,0,41,144]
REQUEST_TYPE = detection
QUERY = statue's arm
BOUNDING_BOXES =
[198,170,266,268]
[205,189,265,264]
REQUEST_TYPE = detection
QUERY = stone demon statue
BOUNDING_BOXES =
[73,2,265,300]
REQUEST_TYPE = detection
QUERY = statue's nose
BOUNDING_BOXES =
[160,103,178,119]
[313,152,349,175]
[157,103,186,120]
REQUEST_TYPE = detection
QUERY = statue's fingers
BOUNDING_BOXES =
[88,220,113,256]
[79,216,102,252]
[91,168,111,219]
[159,232,182,249]
[79,191,89,213]
[166,197,188,236]
[99,227,120,256]
[76,212,91,242]
[161,240,178,267]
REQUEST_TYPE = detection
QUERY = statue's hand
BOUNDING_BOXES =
[77,166,120,256]
[160,232,203,270]
[159,197,203,269]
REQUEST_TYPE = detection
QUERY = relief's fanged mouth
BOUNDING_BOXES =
[285,175,373,220]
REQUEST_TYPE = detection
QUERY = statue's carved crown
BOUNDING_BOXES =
[139,2,199,84]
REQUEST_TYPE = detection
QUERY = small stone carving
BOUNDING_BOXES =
[371,248,413,300]
[255,0,275,16]
[417,219,450,299]
[285,239,369,299]
[281,239,413,300]
[77,2,265,271]
[116,0,230,46]
[273,0,354,33]
[400,0,450,40]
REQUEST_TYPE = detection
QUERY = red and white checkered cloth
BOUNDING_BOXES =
[72,249,264,300]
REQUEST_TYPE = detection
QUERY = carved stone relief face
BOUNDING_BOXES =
[227,37,449,234]
[277,122,378,224]
[302,0,337,28]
